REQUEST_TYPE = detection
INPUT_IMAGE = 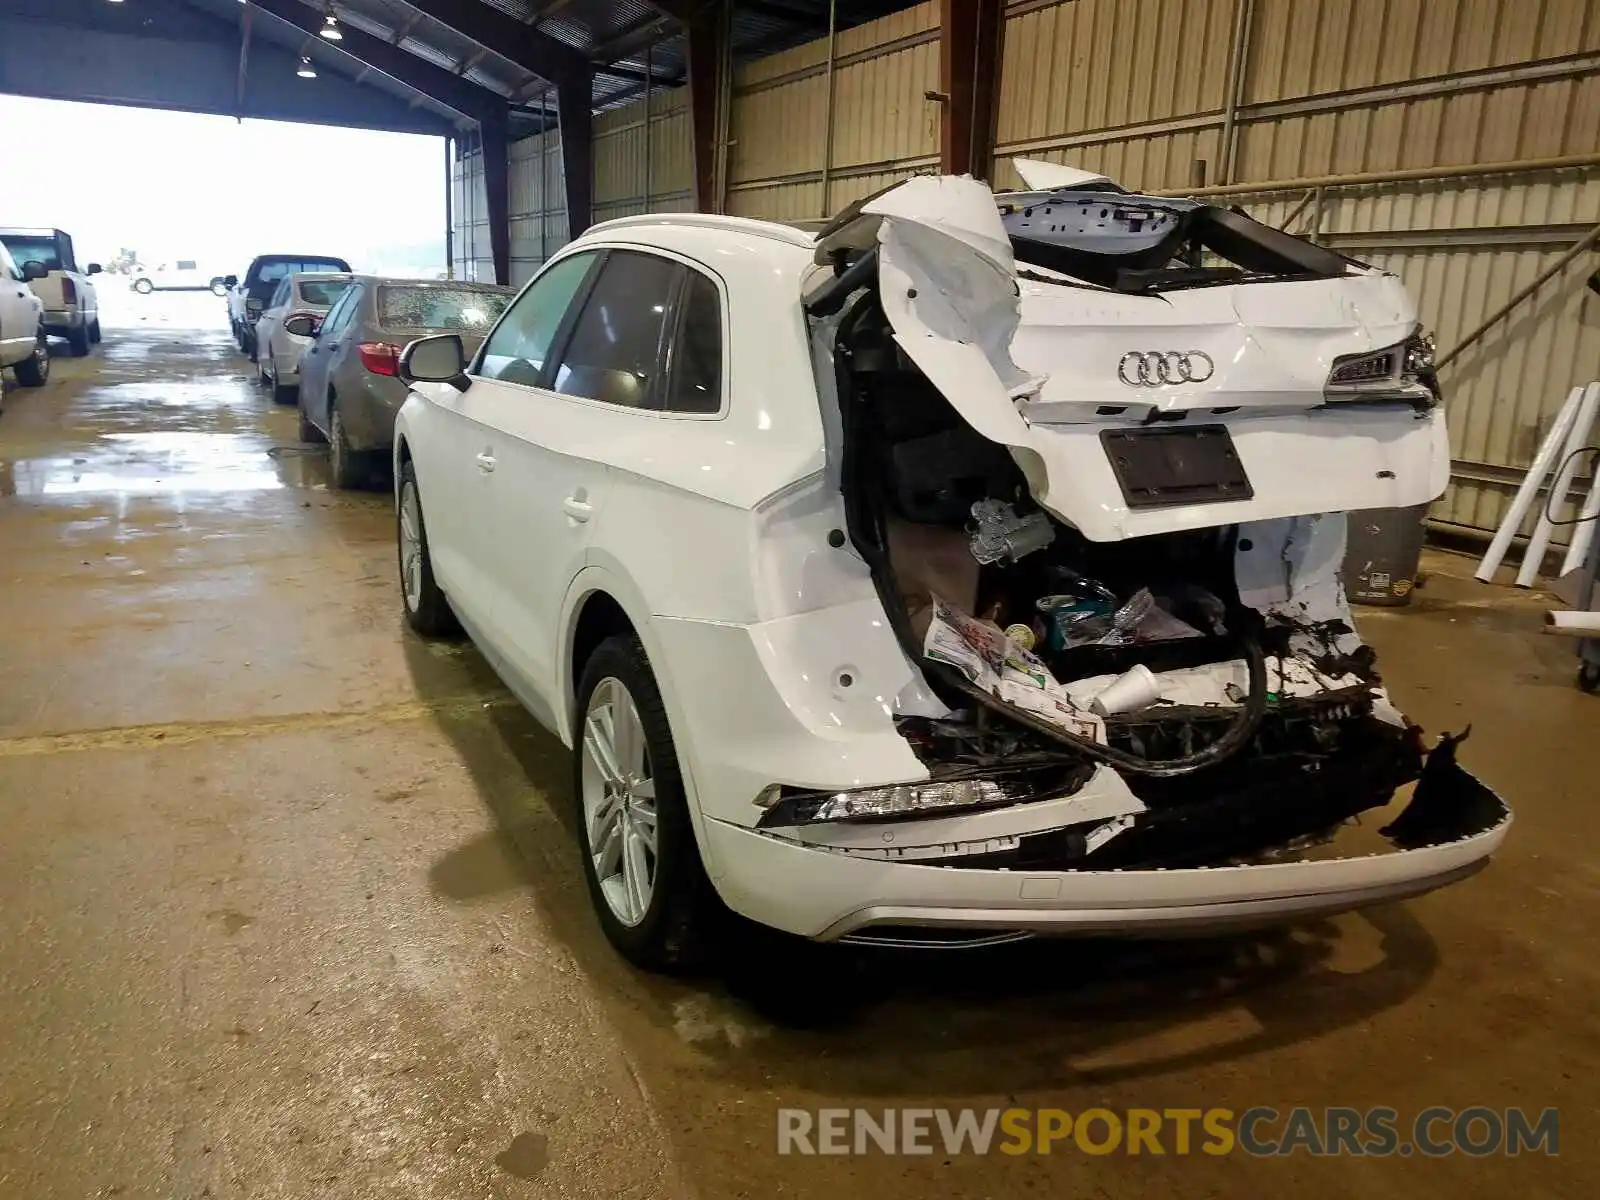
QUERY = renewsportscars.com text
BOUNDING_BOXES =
[776,1106,1558,1157]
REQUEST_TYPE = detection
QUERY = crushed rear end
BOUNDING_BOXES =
[740,168,1510,944]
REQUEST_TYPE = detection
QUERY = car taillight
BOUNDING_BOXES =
[61,277,77,304]
[357,342,401,376]
[284,311,320,332]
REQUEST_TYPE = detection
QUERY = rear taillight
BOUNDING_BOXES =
[357,342,401,376]
[284,311,321,333]
[61,277,76,304]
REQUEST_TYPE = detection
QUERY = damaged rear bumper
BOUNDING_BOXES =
[704,759,1510,943]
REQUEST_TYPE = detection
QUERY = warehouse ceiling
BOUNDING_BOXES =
[183,0,928,131]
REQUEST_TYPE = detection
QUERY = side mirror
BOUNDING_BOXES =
[20,261,48,281]
[399,334,469,389]
[283,314,321,338]
[87,263,103,275]
[224,274,239,287]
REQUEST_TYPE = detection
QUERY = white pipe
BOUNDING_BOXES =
[1518,382,1600,587]
[1543,609,1600,637]
[1476,385,1584,582]
[1559,451,1600,577]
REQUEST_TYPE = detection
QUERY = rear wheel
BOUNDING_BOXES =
[89,320,102,345]
[210,280,228,297]
[269,361,296,406]
[14,334,49,387]
[66,325,91,357]
[328,403,364,489]
[574,637,719,972]
[397,461,456,636]
[133,278,152,295]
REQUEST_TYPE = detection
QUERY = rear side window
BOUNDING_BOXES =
[478,252,597,386]
[1,236,61,272]
[176,260,197,271]
[663,272,723,414]
[378,285,511,331]
[298,279,348,307]
[549,251,680,409]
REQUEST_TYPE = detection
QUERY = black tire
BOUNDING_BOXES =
[211,281,228,297]
[297,399,325,444]
[397,461,456,637]
[89,320,102,345]
[14,335,49,387]
[270,371,297,406]
[1580,662,1600,695]
[133,278,152,295]
[256,354,271,387]
[328,403,364,490]
[66,325,91,357]
[573,636,720,972]
[246,333,257,364]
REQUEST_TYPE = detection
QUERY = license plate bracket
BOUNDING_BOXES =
[1100,424,1253,510]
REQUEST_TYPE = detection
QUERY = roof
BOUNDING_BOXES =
[579,211,819,249]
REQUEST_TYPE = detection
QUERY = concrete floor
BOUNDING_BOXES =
[1,300,1595,1198]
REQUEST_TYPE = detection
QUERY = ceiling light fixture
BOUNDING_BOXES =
[320,15,342,41]
[297,56,317,79]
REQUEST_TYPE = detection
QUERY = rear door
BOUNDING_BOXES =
[0,244,36,362]
[475,249,691,726]
[415,253,599,656]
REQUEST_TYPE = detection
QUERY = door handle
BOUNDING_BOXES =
[562,496,593,522]
[475,452,496,473]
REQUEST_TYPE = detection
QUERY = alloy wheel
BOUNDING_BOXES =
[580,677,658,927]
[398,481,423,612]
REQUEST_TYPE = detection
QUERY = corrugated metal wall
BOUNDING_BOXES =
[450,146,493,284]
[452,0,1599,537]
[593,87,696,224]
[727,2,941,220]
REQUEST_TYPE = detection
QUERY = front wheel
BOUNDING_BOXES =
[211,281,228,297]
[397,462,456,636]
[14,334,49,387]
[1580,662,1600,695]
[574,637,720,972]
[133,278,152,295]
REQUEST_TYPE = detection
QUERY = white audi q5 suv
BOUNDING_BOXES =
[391,162,1510,970]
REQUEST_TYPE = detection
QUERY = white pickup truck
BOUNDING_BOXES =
[0,239,50,390]
[0,228,101,356]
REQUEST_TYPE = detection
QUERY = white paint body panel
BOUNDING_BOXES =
[393,187,1505,943]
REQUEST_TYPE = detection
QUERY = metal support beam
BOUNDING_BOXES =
[248,0,500,122]
[557,73,594,236]
[395,0,588,86]
[939,0,1005,180]
[682,1,729,211]
[480,110,512,285]
[235,6,252,118]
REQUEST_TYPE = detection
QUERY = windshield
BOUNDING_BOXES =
[297,279,349,307]
[377,285,511,331]
[0,235,61,273]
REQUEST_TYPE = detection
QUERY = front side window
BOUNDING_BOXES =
[663,272,723,414]
[478,252,598,386]
[549,251,681,409]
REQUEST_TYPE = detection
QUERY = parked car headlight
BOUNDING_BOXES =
[755,778,1017,826]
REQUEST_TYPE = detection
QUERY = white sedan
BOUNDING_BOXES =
[389,165,1510,970]
[252,272,352,404]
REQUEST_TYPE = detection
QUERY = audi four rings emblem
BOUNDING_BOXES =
[1117,350,1216,386]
